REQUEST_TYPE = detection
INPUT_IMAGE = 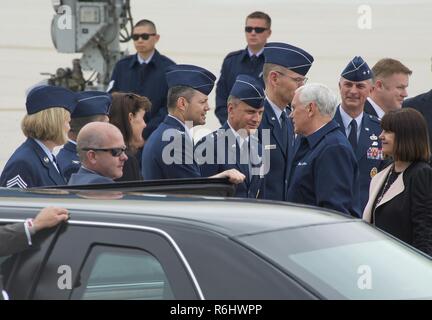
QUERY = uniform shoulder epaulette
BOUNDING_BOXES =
[367,113,381,123]
[116,54,135,64]
[225,49,244,60]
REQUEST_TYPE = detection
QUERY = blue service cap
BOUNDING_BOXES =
[229,75,265,108]
[264,42,314,76]
[341,56,372,81]
[72,91,112,118]
[165,64,216,95]
[26,85,77,115]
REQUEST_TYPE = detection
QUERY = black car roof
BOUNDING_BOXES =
[0,187,355,236]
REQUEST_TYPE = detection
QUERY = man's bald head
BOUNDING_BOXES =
[77,122,124,163]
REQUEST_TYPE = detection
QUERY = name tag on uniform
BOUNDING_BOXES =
[367,147,384,160]
[265,144,276,150]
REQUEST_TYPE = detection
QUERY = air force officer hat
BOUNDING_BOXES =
[166,64,216,96]
[264,42,314,76]
[72,91,112,118]
[341,56,373,81]
[229,74,265,108]
[26,85,77,115]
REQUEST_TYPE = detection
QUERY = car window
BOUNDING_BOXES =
[236,222,432,299]
[78,246,174,300]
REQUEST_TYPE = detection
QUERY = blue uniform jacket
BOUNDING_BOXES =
[258,99,294,201]
[0,138,66,188]
[56,141,80,182]
[215,48,265,125]
[287,120,361,217]
[141,116,200,180]
[196,122,265,199]
[110,51,175,139]
[68,167,114,185]
[334,109,386,212]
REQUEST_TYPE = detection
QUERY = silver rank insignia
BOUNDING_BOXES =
[369,134,378,141]
[43,156,49,163]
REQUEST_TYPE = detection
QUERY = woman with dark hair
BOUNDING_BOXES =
[109,92,151,181]
[363,108,432,255]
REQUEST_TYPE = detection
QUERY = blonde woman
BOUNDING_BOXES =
[0,85,76,188]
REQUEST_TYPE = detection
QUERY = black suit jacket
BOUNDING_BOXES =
[403,90,432,150]
[363,161,432,256]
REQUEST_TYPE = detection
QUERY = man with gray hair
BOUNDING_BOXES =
[68,122,128,185]
[287,83,361,217]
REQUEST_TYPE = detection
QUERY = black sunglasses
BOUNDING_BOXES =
[82,147,127,157]
[132,33,156,41]
[245,26,268,34]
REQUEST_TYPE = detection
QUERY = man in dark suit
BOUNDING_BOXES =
[258,42,314,201]
[57,91,111,182]
[0,207,69,257]
[108,19,175,140]
[197,74,266,198]
[364,58,412,119]
[287,83,361,217]
[215,11,271,125]
[334,56,386,212]
[68,122,128,185]
[141,64,245,185]
[403,89,432,150]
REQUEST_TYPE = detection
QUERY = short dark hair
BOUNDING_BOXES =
[70,114,107,135]
[372,58,412,82]
[167,86,197,110]
[381,108,430,162]
[109,92,151,151]
[134,19,157,33]
[246,11,271,28]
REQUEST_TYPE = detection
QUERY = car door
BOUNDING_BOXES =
[7,218,201,300]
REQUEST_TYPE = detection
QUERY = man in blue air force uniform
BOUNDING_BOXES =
[287,83,361,217]
[0,85,77,188]
[258,42,314,201]
[141,64,245,185]
[215,11,271,125]
[56,91,111,182]
[334,56,385,212]
[108,19,175,140]
[197,74,266,198]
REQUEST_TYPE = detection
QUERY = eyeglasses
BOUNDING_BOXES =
[276,71,308,84]
[245,26,268,34]
[82,147,127,157]
[132,33,156,41]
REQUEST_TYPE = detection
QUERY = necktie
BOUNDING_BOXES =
[280,111,288,151]
[250,55,258,65]
[348,119,358,151]
[140,62,148,82]
[52,154,60,173]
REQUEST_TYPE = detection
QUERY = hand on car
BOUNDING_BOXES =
[33,207,69,232]
[212,169,246,184]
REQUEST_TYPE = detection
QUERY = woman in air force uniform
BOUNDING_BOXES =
[0,85,77,188]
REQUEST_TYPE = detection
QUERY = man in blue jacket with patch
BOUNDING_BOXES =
[141,64,245,185]
[259,42,314,201]
[197,74,266,198]
[287,83,361,217]
[215,11,271,125]
[108,19,175,140]
[57,91,111,182]
[334,56,386,212]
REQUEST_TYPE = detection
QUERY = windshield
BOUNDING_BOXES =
[236,221,432,299]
